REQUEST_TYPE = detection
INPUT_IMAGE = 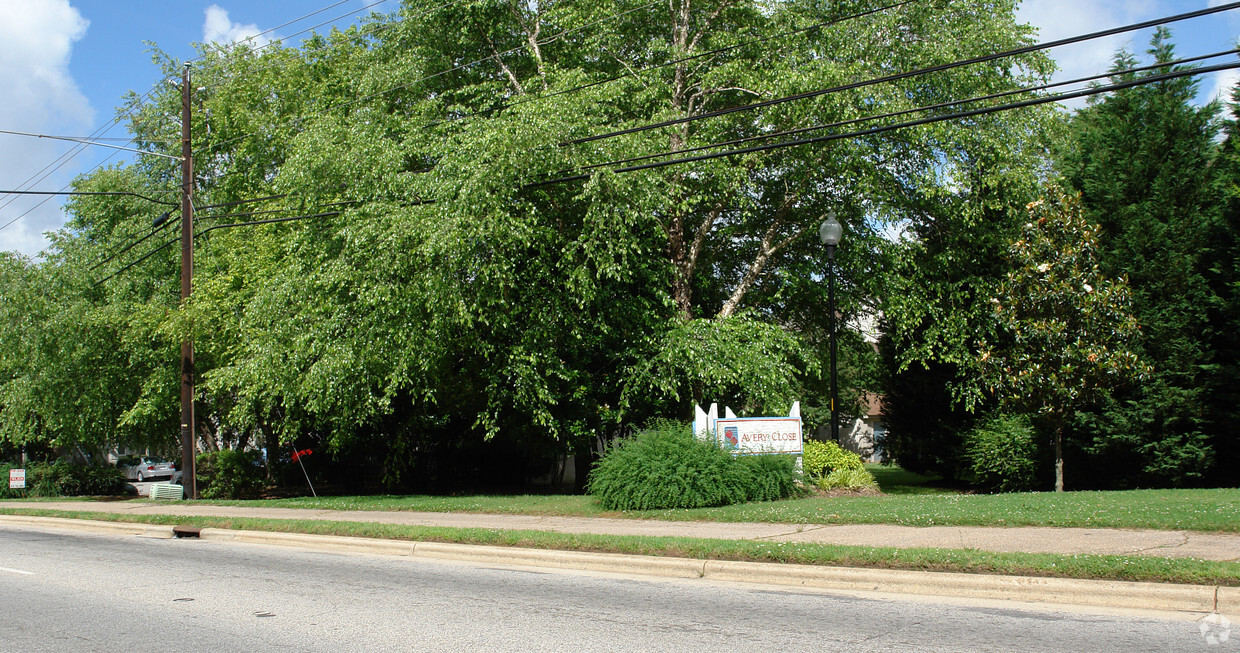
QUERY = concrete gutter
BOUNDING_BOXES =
[198,527,1233,615]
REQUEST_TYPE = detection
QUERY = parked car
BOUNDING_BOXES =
[120,456,176,482]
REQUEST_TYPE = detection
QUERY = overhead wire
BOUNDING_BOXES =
[564,48,1240,175]
[191,0,396,65]
[93,209,345,287]
[90,217,178,271]
[186,0,924,197]
[420,0,921,131]
[533,59,1240,187]
[57,1,1240,284]
[0,129,182,161]
[94,51,1237,285]
[0,80,180,234]
[3,1,392,243]
[558,0,1240,147]
[94,47,1230,287]
[195,0,663,158]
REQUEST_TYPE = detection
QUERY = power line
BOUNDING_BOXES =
[0,129,182,161]
[190,0,460,95]
[0,189,178,206]
[194,0,395,64]
[93,209,344,286]
[533,59,1240,187]
[566,48,1240,174]
[0,79,177,232]
[421,0,921,131]
[90,216,177,271]
[195,0,662,158]
[558,0,1240,147]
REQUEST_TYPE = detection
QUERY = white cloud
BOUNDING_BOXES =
[1207,68,1240,105]
[1017,0,1157,84]
[0,0,93,256]
[203,5,270,48]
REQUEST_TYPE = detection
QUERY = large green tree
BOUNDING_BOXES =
[9,0,1059,489]
[978,192,1146,492]
[1058,29,1223,487]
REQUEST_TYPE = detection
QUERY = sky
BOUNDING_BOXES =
[0,0,1237,257]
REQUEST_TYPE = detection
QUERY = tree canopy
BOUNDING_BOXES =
[6,1,1234,493]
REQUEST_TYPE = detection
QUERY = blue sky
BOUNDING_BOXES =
[0,0,1237,256]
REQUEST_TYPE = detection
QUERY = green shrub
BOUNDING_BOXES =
[802,439,864,477]
[196,449,265,499]
[68,464,127,495]
[815,467,879,492]
[0,461,125,498]
[962,414,1041,493]
[588,422,800,510]
[736,453,804,502]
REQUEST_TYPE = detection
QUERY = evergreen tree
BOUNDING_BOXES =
[1204,85,1240,485]
[1059,29,1222,487]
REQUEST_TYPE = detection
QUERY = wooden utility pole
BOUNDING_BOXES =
[180,63,197,499]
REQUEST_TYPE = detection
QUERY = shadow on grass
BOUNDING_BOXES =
[866,464,960,495]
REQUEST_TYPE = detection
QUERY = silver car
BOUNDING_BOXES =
[122,456,176,482]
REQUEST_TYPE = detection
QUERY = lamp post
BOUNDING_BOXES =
[819,213,842,442]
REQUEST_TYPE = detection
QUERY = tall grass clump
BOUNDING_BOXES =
[588,422,800,510]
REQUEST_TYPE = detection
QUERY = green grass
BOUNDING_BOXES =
[1,507,1235,587]
[196,485,1240,533]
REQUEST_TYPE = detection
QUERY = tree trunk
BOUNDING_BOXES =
[1054,424,1065,492]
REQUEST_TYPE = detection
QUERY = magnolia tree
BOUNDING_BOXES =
[976,192,1147,492]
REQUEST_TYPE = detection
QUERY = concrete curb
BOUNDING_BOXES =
[0,515,175,539]
[701,560,1224,614]
[4,516,1233,615]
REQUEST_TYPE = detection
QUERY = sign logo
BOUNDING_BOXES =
[722,427,739,449]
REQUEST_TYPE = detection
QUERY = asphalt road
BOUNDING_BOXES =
[0,524,1228,653]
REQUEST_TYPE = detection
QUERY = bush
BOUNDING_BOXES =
[196,449,265,499]
[815,467,878,492]
[802,439,864,477]
[588,422,801,510]
[962,414,1041,493]
[0,461,126,498]
[735,453,803,502]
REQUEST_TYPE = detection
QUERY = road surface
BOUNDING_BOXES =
[0,524,1227,652]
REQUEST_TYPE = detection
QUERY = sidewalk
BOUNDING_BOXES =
[4,499,1238,561]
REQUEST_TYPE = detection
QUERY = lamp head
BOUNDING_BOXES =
[819,212,842,247]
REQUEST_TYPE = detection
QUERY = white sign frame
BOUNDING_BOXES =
[714,417,803,455]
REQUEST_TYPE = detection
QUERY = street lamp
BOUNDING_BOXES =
[819,213,842,443]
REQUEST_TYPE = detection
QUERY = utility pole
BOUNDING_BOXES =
[180,63,197,499]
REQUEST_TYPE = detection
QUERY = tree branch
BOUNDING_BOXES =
[717,192,801,318]
[481,30,525,96]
